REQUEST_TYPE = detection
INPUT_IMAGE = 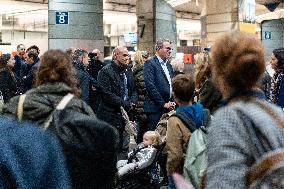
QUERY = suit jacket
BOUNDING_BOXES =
[144,55,174,113]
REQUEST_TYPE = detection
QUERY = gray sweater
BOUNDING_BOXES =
[205,100,284,189]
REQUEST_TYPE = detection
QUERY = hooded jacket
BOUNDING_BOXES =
[2,82,94,124]
[166,103,210,175]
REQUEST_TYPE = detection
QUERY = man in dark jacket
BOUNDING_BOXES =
[97,46,138,160]
[13,44,26,84]
[144,38,175,131]
[88,49,107,112]
[73,49,94,104]
[22,51,40,92]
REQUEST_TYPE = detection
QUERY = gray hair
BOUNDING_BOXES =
[155,38,172,51]
[73,49,88,61]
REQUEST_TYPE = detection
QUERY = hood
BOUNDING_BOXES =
[176,102,204,127]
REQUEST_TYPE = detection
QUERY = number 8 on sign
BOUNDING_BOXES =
[55,11,69,25]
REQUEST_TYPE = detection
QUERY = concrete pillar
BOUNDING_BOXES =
[261,19,284,61]
[202,0,239,46]
[48,0,104,52]
[137,0,177,56]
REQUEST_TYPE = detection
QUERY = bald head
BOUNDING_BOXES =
[113,46,128,66]
[92,48,103,61]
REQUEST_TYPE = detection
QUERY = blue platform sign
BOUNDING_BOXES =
[55,11,69,25]
[264,31,271,39]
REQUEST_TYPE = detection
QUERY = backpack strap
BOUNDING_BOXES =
[17,94,27,121]
[171,112,197,133]
[43,93,74,130]
[171,109,210,133]
[251,98,284,130]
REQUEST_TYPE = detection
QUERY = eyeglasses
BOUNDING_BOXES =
[164,47,173,51]
[122,54,129,57]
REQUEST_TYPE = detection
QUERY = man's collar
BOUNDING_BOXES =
[155,54,166,64]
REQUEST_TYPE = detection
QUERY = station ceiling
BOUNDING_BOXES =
[1,0,282,23]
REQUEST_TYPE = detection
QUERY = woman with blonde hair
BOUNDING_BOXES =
[133,50,148,143]
[194,52,221,113]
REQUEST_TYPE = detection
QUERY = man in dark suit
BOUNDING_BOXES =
[144,38,175,131]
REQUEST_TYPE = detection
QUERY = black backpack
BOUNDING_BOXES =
[17,93,119,189]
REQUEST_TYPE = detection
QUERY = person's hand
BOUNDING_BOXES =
[91,86,96,91]
[164,101,175,110]
[130,103,136,110]
[172,173,194,189]
[169,102,176,110]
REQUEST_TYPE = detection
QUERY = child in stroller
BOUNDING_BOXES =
[116,131,164,189]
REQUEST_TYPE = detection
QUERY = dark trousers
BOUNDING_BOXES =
[146,112,163,131]
[136,120,148,143]
[117,130,130,160]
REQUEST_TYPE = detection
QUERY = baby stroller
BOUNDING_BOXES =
[116,142,166,189]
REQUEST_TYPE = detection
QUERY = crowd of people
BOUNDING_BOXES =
[0,30,284,189]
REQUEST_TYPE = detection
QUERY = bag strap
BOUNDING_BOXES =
[17,94,27,121]
[43,93,74,130]
[171,112,197,133]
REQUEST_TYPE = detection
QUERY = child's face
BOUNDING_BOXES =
[143,136,154,146]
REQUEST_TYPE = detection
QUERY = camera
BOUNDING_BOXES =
[88,52,97,60]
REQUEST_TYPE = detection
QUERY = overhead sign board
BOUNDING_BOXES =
[55,11,69,25]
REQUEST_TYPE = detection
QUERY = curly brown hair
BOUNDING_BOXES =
[36,49,80,97]
[0,54,11,69]
[211,31,265,97]
[194,52,211,91]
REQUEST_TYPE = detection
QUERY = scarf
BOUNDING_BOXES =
[270,70,284,103]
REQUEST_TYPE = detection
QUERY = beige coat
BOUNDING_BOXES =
[166,116,191,175]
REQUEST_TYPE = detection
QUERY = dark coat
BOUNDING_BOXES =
[97,62,138,130]
[0,116,71,188]
[258,70,271,100]
[144,55,174,113]
[12,54,26,83]
[73,60,92,104]
[22,57,40,92]
[3,82,94,125]
[88,59,107,81]
[0,68,19,102]
[133,63,147,121]
[198,77,222,113]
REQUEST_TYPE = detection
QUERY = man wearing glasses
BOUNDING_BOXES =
[144,38,175,131]
[97,46,138,160]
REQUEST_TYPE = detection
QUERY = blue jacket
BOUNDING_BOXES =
[0,116,71,188]
[73,60,94,104]
[144,55,174,113]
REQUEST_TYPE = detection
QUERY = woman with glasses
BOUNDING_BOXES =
[0,54,19,103]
